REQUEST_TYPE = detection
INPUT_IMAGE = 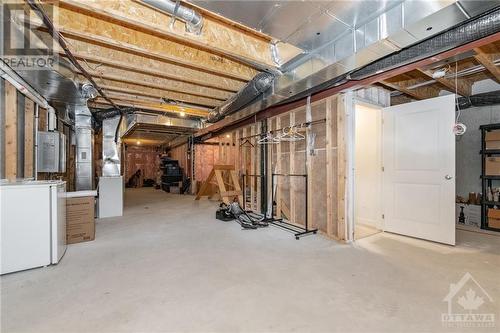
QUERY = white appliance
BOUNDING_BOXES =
[98,176,123,218]
[0,180,67,275]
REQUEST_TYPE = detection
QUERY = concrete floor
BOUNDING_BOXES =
[2,188,499,333]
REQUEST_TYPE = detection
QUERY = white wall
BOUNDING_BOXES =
[456,104,500,198]
[354,104,382,228]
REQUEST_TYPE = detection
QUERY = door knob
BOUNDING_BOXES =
[445,175,453,180]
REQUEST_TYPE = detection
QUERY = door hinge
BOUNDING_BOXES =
[382,166,385,172]
[382,214,385,219]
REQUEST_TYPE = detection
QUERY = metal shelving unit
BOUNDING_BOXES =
[480,123,500,232]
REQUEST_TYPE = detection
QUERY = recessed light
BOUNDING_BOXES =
[226,134,230,138]
[179,111,186,117]
[137,141,141,145]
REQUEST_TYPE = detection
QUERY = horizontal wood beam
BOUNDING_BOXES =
[416,69,472,97]
[85,75,221,108]
[91,97,209,117]
[474,47,500,83]
[97,84,219,108]
[381,75,441,100]
[37,5,258,81]
[62,50,240,93]
[83,68,230,101]
[57,0,301,69]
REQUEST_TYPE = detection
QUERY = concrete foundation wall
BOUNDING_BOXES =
[456,104,500,198]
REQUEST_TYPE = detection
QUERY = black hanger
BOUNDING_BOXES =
[239,139,254,147]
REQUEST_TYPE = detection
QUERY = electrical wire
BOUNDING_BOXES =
[454,61,467,136]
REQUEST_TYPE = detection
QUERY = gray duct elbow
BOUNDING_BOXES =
[142,0,203,34]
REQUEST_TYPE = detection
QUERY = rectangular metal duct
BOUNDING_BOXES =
[74,105,93,190]
[102,116,122,177]
[126,113,202,131]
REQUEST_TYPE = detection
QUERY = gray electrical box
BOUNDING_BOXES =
[37,131,67,173]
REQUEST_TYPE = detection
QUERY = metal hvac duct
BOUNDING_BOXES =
[142,0,203,34]
[207,72,275,123]
[74,105,93,190]
[200,2,500,128]
[102,116,122,177]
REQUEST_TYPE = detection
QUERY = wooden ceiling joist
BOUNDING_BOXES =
[474,47,500,83]
[88,78,221,107]
[50,5,258,81]
[56,0,301,70]
[64,51,241,93]
[92,97,210,117]
[79,66,232,100]
[381,71,442,100]
[97,83,219,108]
[416,69,472,97]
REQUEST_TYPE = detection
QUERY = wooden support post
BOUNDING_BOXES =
[24,98,35,178]
[337,95,347,241]
[5,81,17,180]
[326,96,335,237]
[38,107,47,131]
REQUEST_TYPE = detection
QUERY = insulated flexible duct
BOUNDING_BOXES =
[207,72,275,123]
[457,90,500,109]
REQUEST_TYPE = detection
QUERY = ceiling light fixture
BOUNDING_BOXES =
[137,141,141,145]
[179,111,186,117]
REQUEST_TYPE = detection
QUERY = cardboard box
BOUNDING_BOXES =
[485,157,500,175]
[485,131,500,150]
[488,218,500,229]
[487,208,500,219]
[66,196,95,244]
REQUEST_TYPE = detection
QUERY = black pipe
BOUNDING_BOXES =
[260,120,267,213]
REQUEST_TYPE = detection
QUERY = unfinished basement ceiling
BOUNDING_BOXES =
[191,1,499,56]
[4,0,499,131]
[191,0,400,52]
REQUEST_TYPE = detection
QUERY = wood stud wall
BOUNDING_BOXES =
[5,81,17,180]
[189,94,347,240]
[1,78,75,189]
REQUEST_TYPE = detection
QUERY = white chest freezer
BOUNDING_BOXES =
[0,180,67,275]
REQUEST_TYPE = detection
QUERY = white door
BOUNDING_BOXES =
[383,94,456,245]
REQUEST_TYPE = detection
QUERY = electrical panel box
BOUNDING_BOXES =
[37,131,66,173]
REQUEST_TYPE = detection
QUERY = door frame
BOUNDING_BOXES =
[345,93,385,242]
[352,100,384,235]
